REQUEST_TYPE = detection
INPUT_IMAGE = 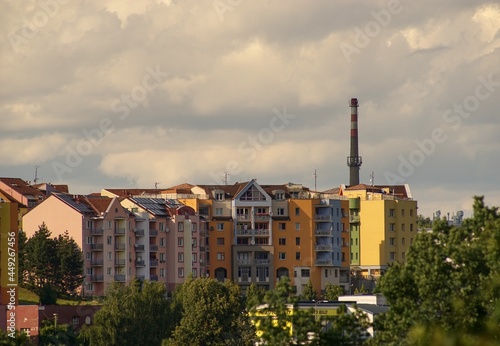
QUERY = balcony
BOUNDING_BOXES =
[199,246,206,252]
[134,229,145,236]
[237,258,253,265]
[199,230,206,237]
[236,229,253,236]
[314,244,334,251]
[236,215,251,221]
[91,275,103,282]
[150,229,158,236]
[349,215,360,223]
[135,260,145,267]
[90,244,103,251]
[114,243,126,251]
[114,259,126,266]
[150,275,158,282]
[254,229,269,236]
[114,275,126,282]
[254,214,270,221]
[91,259,103,266]
[150,245,158,252]
[114,228,126,235]
[314,259,334,266]
[314,229,333,237]
[134,244,145,252]
[314,214,332,222]
[90,228,103,235]
[255,259,270,265]
[150,259,159,267]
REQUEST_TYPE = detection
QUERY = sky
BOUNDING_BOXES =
[1,0,499,218]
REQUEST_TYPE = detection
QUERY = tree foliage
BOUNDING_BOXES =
[39,320,78,346]
[79,280,172,346]
[372,196,500,345]
[323,283,344,301]
[0,329,32,346]
[23,224,83,301]
[166,277,255,346]
[246,282,265,309]
[299,279,318,301]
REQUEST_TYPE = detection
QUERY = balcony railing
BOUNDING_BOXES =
[255,259,270,265]
[349,215,360,223]
[91,259,103,266]
[90,228,103,235]
[314,229,333,236]
[237,258,253,265]
[236,215,251,221]
[150,275,158,281]
[114,275,126,282]
[314,259,334,266]
[314,214,332,222]
[254,214,270,221]
[114,228,126,235]
[91,275,103,282]
[114,259,126,266]
[114,243,126,251]
[134,244,145,252]
[135,260,145,267]
[90,244,103,251]
[150,245,158,252]
[150,259,159,267]
[254,229,269,235]
[150,229,158,236]
[236,229,253,236]
[134,229,145,236]
[314,244,334,251]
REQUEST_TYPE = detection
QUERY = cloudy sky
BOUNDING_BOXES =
[1,0,499,218]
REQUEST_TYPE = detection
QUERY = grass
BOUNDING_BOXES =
[18,286,101,305]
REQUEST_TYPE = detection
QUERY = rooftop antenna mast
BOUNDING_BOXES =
[154,182,161,198]
[313,169,317,191]
[223,172,229,185]
[33,166,40,185]
[369,171,374,187]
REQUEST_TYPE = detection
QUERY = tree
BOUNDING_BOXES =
[18,230,28,285]
[416,214,432,231]
[0,329,32,345]
[371,196,500,345]
[323,283,344,301]
[299,279,318,301]
[246,282,265,309]
[55,231,84,296]
[79,280,172,346]
[166,277,254,346]
[39,320,78,346]
[319,304,371,345]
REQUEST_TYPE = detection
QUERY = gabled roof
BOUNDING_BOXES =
[53,193,96,214]
[102,188,159,197]
[0,177,45,198]
[84,195,114,214]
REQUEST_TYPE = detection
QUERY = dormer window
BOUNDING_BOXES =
[214,190,225,201]
[273,190,285,201]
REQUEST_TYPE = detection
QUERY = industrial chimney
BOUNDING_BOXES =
[347,98,362,186]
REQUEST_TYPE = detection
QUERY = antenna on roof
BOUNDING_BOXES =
[223,172,229,185]
[312,169,317,192]
[33,166,40,185]
[154,182,161,198]
[369,171,374,187]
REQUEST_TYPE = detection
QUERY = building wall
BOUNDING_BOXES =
[0,202,18,305]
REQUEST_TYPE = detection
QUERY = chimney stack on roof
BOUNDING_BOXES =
[347,98,362,186]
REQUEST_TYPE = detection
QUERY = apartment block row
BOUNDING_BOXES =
[1,177,417,299]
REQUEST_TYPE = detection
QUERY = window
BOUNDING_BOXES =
[295,207,300,216]
[72,317,80,325]
[296,252,301,260]
[178,268,184,278]
[160,268,165,277]
[178,238,184,247]
[402,238,405,245]
[295,237,300,245]
[335,269,338,278]
[325,269,328,278]
[401,209,405,216]
[215,192,224,201]
[389,209,395,217]
[279,223,286,230]
[402,223,406,232]
[86,252,92,260]
[107,221,112,229]
[390,252,396,260]
[86,220,92,229]
[178,253,184,262]
[278,252,286,260]
[402,252,406,260]
[278,238,286,246]
[389,223,395,232]
[217,237,225,245]
[107,252,112,260]
[301,269,310,277]
[86,283,94,291]
[159,253,165,262]
[295,222,300,231]
[192,253,197,263]
[192,269,197,278]
[107,236,112,245]
[159,222,164,231]
[410,224,414,232]
[342,252,345,261]
[107,267,112,275]
[215,208,223,216]
[256,207,267,214]
[21,328,30,336]
[277,208,285,216]
[217,223,224,231]
[192,223,197,232]
[217,252,225,260]
[178,223,184,232]
[192,238,197,247]
[276,192,285,200]
[160,238,165,247]
[410,209,413,216]
[390,237,396,246]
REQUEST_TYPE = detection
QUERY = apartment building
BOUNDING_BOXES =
[342,184,417,291]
